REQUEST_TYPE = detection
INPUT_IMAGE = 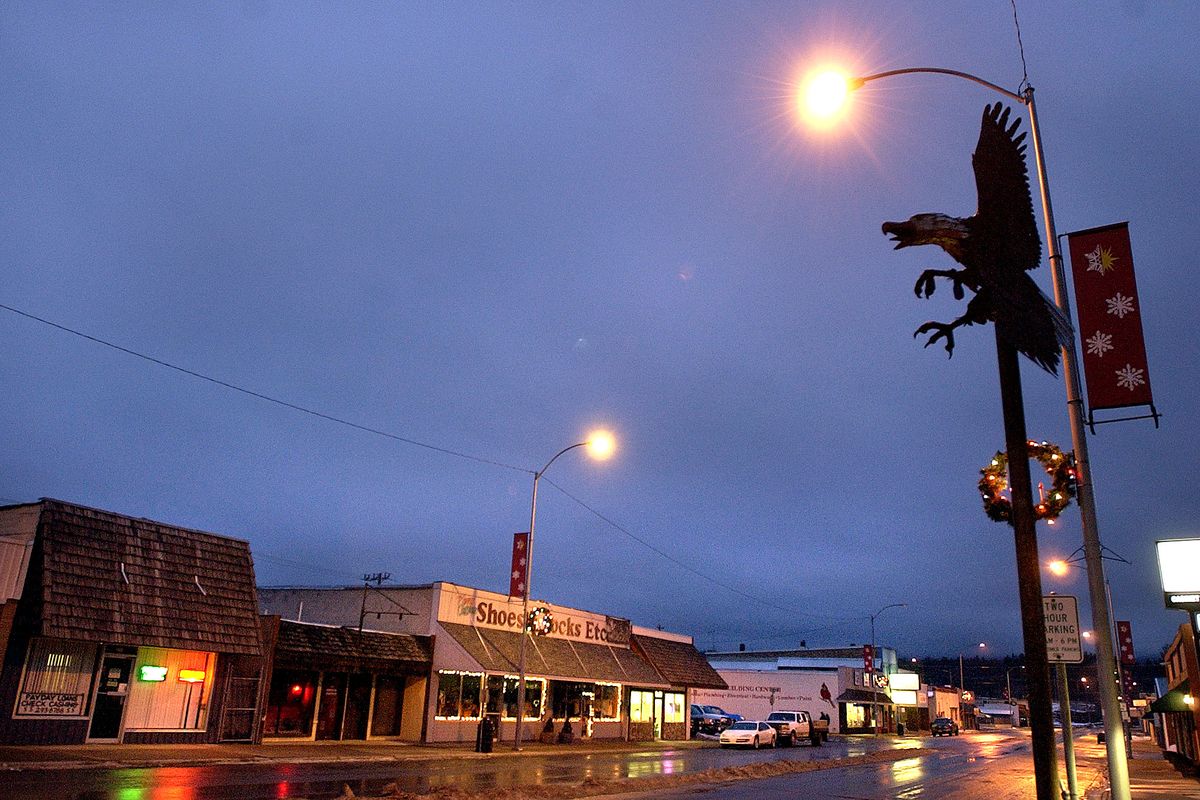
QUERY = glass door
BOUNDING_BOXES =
[87,653,135,741]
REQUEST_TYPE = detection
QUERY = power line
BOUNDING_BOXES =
[3,301,866,628]
[543,476,864,625]
[0,302,531,475]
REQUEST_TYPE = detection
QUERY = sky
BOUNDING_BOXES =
[3,1,1198,659]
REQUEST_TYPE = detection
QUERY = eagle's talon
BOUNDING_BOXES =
[914,321,956,357]
[914,272,937,298]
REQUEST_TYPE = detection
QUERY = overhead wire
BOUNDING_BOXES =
[0,302,531,475]
[3,301,869,632]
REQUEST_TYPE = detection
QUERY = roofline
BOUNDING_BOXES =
[29,497,254,546]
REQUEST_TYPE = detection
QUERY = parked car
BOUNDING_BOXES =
[931,717,960,736]
[691,703,727,736]
[766,709,822,746]
[701,705,742,726]
[719,720,777,749]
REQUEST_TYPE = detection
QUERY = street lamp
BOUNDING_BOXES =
[798,64,1130,800]
[960,642,987,700]
[513,430,616,750]
[869,603,906,735]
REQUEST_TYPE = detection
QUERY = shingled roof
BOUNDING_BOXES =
[631,633,727,690]
[31,499,262,655]
[273,620,432,673]
[440,622,668,687]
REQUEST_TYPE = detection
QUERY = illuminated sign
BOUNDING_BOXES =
[890,672,919,691]
[138,665,169,682]
[1157,539,1200,609]
[178,669,206,683]
[890,690,918,706]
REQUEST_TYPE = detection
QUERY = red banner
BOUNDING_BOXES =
[509,532,529,598]
[862,644,874,673]
[1066,223,1154,414]
[1116,620,1135,665]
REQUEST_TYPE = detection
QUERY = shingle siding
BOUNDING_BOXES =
[35,499,262,656]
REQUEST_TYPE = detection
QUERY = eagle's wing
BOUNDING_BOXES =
[972,103,1042,273]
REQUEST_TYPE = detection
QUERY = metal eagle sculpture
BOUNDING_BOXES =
[882,103,1073,374]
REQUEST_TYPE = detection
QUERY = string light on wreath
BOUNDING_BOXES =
[525,606,553,636]
[979,439,1077,525]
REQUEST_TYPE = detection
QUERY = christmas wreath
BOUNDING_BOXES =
[979,440,1077,524]
[525,606,553,636]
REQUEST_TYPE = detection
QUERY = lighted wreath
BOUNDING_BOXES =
[979,440,1077,525]
[525,606,553,636]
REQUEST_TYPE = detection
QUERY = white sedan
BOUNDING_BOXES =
[719,720,778,749]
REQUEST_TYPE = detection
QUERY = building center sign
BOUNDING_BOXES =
[439,585,632,647]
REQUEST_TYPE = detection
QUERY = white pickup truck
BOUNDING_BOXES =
[765,710,823,746]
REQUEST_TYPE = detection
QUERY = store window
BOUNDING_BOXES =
[124,648,215,731]
[590,683,621,720]
[264,669,319,736]
[628,690,684,723]
[15,638,98,717]
[435,671,483,719]
[484,675,544,719]
[629,690,654,723]
[663,692,684,723]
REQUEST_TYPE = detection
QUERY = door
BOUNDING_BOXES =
[88,654,135,741]
[653,691,664,739]
[315,672,346,740]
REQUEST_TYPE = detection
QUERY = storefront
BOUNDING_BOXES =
[258,581,720,743]
[260,618,431,741]
[0,500,265,745]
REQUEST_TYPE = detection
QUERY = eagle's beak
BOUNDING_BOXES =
[881,221,911,249]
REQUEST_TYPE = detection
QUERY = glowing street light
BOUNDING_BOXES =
[513,429,616,749]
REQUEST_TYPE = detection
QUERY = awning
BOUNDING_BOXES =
[837,688,893,705]
[439,622,669,687]
[631,634,727,690]
[272,620,433,674]
[1149,689,1193,713]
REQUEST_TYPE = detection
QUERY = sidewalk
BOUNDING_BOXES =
[1078,733,1200,800]
[0,737,711,772]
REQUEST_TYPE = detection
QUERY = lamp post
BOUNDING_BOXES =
[800,65,1130,800]
[869,603,906,735]
[959,641,986,709]
[513,430,615,750]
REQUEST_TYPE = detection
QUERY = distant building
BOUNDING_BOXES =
[698,646,928,733]
[1152,622,1200,766]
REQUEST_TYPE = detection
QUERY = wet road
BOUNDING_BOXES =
[630,730,1047,799]
[0,733,1018,800]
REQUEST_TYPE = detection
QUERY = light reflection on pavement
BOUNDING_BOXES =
[0,733,1024,800]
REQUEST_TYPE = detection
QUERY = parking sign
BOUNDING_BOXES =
[1043,595,1084,664]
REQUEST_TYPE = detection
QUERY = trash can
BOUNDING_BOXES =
[897,721,905,736]
[1097,731,1105,744]
[475,715,495,753]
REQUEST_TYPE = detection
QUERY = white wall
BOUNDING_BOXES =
[692,669,841,733]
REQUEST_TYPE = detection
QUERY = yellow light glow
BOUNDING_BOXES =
[1186,694,1195,707]
[797,68,854,129]
[1048,559,1070,577]
[1082,630,1093,640]
[586,430,616,461]
[178,669,206,683]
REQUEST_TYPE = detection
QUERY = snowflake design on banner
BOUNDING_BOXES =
[1085,244,1119,275]
[1115,364,1146,391]
[1085,331,1114,357]
[1106,292,1136,319]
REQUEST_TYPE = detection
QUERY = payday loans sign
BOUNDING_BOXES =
[438,584,632,647]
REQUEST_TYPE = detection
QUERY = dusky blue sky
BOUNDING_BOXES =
[3,1,1197,658]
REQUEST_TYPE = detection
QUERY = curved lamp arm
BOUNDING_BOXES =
[854,67,1024,104]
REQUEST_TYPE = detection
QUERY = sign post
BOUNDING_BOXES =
[1045,595,1083,800]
